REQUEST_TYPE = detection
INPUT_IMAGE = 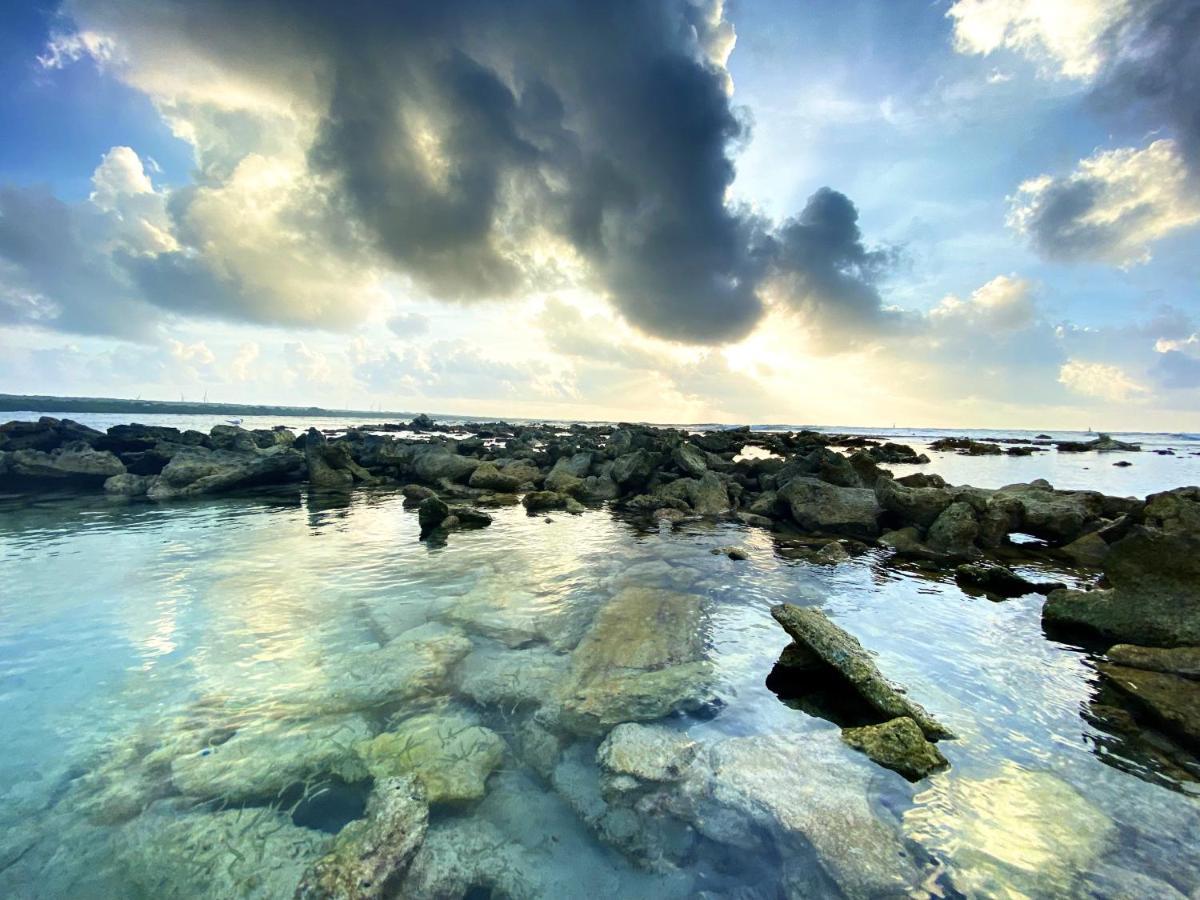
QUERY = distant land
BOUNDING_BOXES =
[0,393,421,420]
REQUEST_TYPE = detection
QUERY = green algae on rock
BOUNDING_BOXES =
[841,716,949,781]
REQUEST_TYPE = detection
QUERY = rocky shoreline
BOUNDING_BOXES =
[3,413,1198,896]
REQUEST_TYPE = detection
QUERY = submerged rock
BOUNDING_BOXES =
[120,802,329,899]
[841,717,948,781]
[771,604,953,740]
[295,776,428,900]
[596,723,699,784]
[402,818,540,898]
[556,586,714,735]
[357,711,506,803]
[170,714,372,803]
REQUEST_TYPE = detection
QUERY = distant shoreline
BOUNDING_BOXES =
[0,393,419,420]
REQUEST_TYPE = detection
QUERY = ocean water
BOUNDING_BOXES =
[1,413,1199,897]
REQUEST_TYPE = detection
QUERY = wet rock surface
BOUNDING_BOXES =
[841,716,949,781]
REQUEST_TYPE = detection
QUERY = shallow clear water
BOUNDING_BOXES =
[2,413,1199,897]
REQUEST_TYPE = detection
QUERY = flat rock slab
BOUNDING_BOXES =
[771,604,953,740]
[1098,663,1200,747]
[1107,644,1200,679]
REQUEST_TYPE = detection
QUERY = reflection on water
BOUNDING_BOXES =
[1,486,1198,898]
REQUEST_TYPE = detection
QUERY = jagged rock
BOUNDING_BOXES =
[357,712,506,803]
[120,802,328,899]
[295,776,428,900]
[1056,433,1141,452]
[597,724,698,784]
[208,424,260,452]
[777,477,881,539]
[410,446,480,483]
[401,484,437,505]
[449,507,492,528]
[1097,664,1200,747]
[672,443,708,477]
[2,443,125,484]
[409,413,436,430]
[610,449,655,486]
[417,496,449,536]
[841,717,948,781]
[926,500,981,558]
[522,490,568,512]
[868,442,929,465]
[989,480,1116,545]
[0,416,103,451]
[875,476,955,528]
[147,445,304,500]
[1060,531,1110,567]
[170,714,372,802]
[468,462,522,492]
[544,452,592,495]
[103,472,155,497]
[954,563,1064,599]
[771,604,953,739]
[305,429,354,489]
[1107,644,1200,678]
[712,545,748,560]
[1044,522,1200,646]
[556,587,713,735]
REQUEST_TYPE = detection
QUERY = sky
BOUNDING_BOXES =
[0,0,1198,429]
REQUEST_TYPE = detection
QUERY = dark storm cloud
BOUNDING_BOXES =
[1096,0,1200,172]
[14,0,898,345]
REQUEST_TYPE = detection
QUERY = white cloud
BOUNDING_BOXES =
[929,274,1037,332]
[1058,358,1147,401]
[1008,139,1200,264]
[947,0,1129,80]
[229,342,261,381]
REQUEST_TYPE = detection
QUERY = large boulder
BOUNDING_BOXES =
[2,443,125,486]
[610,449,655,488]
[468,461,522,492]
[777,477,881,539]
[671,443,708,477]
[989,481,1111,544]
[146,445,305,500]
[410,446,480,484]
[926,501,982,559]
[875,476,955,529]
[771,604,953,739]
[1098,663,1200,748]
[304,429,354,489]
[544,452,592,495]
[1044,516,1200,647]
[0,417,103,451]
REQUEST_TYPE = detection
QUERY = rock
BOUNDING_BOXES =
[712,546,748,560]
[449,507,492,528]
[456,644,569,709]
[443,578,589,649]
[777,477,881,539]
[103,472,155,497]
[357,712,506,803]
[689,471,729,515]
[926,500,980,558]
[295,776,428,900]
[305,429,354,489]
[402,818,540,898]
[841,717,949,781]
[521,490,567,513]
[410,446,480,484]
[874,476,955,528]
[597,724,698,783]
[468,462,522,492]
[1107,644,1200,678]
[1060,531,1110,567]
[417,496,449,536]
[954,563,1064,599]
[1044,524,1200,646]
[1097,664,1200,747]
[3,443,125,485]
[815,541,850,564]
[610,449,655,487]
[869,442,929,465]
[544,451,593,495]
[401,484,436,505]
[770,604,953,739]
[930,437,1002,455]
[408,413,436,430]
[207,424,260,452]
[170,714,372,802]
[0,416,103,451]
[989,480,1111,544]
[557,587,714,735]
[120,802,328,899]
[1056,433,1141,452]
[147,445,304,500]
[908,763,1115,898]
[672,443,708,477]
[686,733,922,897]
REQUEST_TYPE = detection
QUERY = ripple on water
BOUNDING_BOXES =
[0,488,1198,898]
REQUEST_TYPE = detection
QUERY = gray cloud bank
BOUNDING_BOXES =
[0,0,899,346]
